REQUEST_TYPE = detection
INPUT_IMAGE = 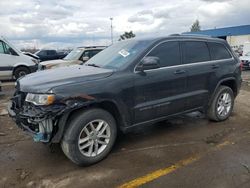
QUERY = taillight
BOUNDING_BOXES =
[240,60,243,71]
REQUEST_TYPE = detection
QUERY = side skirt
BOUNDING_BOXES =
[121,107,204,133]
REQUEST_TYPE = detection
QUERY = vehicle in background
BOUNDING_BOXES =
[9,35,241,166]
[57,50,69,59]
[243,42,250,56]
[0,36,39,80]
[240,52,250,70]
[39,46,105,70]
[35,49,67,62]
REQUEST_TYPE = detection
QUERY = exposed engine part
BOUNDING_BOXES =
[33,119,53,142]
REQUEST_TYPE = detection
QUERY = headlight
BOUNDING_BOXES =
[25,93,55,105]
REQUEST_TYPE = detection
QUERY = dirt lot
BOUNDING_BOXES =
[1,72,250,188]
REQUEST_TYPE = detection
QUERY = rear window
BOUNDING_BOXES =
[183,41,210,64]
[208,42,232,60]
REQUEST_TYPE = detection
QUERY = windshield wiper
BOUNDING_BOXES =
[86,63,100,68]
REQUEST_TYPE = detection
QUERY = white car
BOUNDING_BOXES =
[240,52,250,70]
[0,36,38,80]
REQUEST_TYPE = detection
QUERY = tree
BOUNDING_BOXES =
[119,31,136,41]
[190,20,201,32]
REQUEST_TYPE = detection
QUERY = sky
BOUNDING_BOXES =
[0,0,249,49]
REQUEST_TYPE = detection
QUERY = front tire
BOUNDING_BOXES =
[207,86,234,121]
[61,108,117,166]
[14,66,30,79]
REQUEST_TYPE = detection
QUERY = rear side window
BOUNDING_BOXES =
[208,42,232,60]
[183,41,210,64]
[147,41,181,67]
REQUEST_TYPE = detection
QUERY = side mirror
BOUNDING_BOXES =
[82,56,90,62]
[136,56,160,72]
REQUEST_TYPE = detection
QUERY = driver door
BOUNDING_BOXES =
[133,41,188,124]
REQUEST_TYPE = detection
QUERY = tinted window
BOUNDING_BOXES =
[0,41,5,54]
[90,50,101,57]
[208,42,232,60]
[183,41,210,64]
[147,41,180,67]
[83,51,90,57]
[48,50,56,55]
[4,43,12,54]
[37,51,46,56]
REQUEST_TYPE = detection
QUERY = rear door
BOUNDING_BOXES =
[207,42,234,92]
[133,41,188,124]
[181,40,214,109]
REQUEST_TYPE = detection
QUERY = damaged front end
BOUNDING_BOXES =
[8,91,67,143]
[8,89,94,143]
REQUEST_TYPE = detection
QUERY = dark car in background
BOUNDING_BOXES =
[9,35,242,166]
[35,49,68,62]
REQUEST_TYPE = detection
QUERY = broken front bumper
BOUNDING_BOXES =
[8,95,66,143]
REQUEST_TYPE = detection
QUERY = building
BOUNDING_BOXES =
[184,25,250,53]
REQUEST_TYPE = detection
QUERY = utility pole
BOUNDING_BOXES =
[110,17,113,45]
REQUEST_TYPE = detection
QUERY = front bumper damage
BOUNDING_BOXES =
[8,91,89,143]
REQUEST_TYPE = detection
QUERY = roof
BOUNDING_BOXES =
[184,25,250,37]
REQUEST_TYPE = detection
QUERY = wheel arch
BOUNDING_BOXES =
[52,100,126,143]
[209,77,237,106]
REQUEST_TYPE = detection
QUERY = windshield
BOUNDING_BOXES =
[85,40,152,70]
[64,48,83,60]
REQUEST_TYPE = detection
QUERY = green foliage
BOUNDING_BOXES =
[190,20,201,32]
[119,31,136,41]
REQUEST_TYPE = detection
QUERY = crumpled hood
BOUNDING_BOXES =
[18,65,113,93]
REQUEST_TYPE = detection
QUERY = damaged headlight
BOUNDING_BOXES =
[25,93,55,105]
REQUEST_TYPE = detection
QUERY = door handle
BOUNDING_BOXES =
[211,64,219,69]
[174,70,186,74]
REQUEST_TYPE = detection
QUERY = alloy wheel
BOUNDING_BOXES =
[78,119,111,157]
[217,92,232,117]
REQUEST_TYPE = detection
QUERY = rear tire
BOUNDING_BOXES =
[14,67,30,79]
[207,86,234,121]
[61,108,117,166]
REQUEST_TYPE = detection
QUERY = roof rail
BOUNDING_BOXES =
[180,33,212,37]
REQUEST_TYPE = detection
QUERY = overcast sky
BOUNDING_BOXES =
[0,0,249,49]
